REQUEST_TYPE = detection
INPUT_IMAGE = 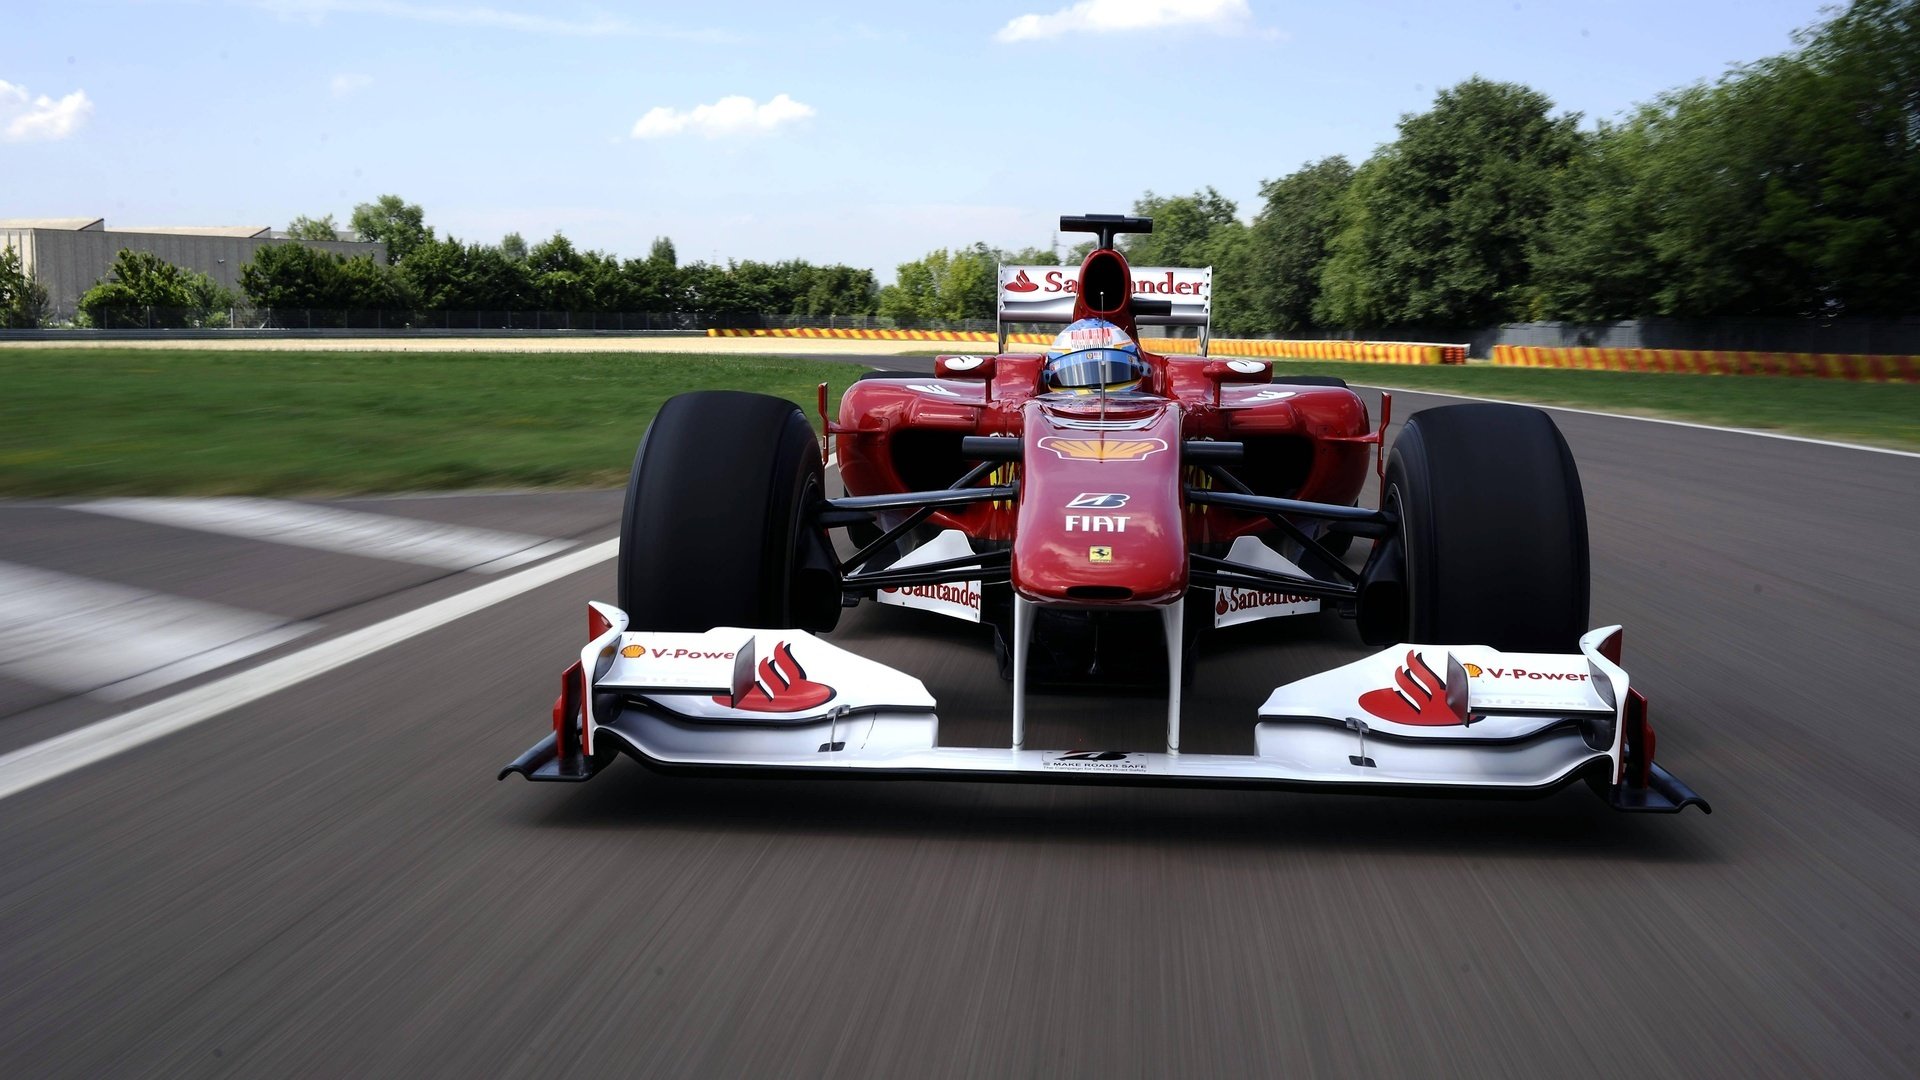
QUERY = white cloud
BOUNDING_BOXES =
[996,0,1252,42]
[0,80,93,142]
[630,94,815,140]
[329,72,374,98]
[252,1,732,40]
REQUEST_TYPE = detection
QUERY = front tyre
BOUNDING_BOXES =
[618,391,839,632]
[1384,403,1589,651]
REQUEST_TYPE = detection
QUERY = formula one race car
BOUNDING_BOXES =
[502,213,1708,813]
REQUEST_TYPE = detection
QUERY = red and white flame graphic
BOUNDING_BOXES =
[718,641,836,713]
[1358,650,1461,726]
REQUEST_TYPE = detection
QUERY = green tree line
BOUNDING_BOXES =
[8,1,1911,333]
[888,0,1919,332]
[58,193,881,327]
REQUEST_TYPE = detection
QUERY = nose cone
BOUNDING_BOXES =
[1011,399,1188,607]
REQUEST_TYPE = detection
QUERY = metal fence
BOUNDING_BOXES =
[17,307,1920,355]
[1264,317,1920,357]
[34,307,1011,333]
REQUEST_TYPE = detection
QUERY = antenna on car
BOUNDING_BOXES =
[1058,214,1153,252]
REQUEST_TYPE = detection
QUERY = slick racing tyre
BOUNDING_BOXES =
[1271,375,1349,388]
[618,391,840,632]
[1383,403,1588,651]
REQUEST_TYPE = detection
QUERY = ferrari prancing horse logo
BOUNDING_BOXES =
[1088,546,1113,562]
[1036,437,1168,462]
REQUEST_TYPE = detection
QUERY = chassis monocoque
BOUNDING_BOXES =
[502,214,1707,814]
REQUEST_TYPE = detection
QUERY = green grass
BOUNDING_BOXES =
[3,347,1911,498]
[0,349,859,497]
[1259,358,1920,451]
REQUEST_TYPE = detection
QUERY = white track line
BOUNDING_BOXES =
[0,562,315,700]
[76,498,575,572]
[1363,384,1920,460]
[0,538,618,803]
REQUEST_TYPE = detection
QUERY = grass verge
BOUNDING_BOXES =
[1260,359,1920,451]
[0,349,859,497]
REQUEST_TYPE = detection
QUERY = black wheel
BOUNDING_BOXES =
[1272,375,1348,388]
[1383,403,1588,651]
[618,391,839,632]
[857,369,931,381]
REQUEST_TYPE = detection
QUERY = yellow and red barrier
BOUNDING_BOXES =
[708,327,1009,342]
[707,327,1471,364]
[1491,345,1918,382]
[1206,339,1450,364]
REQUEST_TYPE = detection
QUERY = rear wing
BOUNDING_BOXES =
[997,264,1213,355]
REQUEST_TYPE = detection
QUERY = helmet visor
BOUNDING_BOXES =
[1047,347,1144,390]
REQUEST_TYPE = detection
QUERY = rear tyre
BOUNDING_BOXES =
[618,391,839,632]
[1384,403,1588,651]
[1271,374,1349,388]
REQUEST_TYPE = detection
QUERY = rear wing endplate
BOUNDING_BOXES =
[997,264,1212,355]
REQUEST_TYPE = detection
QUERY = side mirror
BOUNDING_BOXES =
[1201,358,1269,384]
[1200,358,1269,406]
[935,354,995,380]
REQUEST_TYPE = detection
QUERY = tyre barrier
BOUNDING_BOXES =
[1492,345,1919,382]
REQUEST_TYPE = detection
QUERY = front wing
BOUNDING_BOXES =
[500,602,1708,813]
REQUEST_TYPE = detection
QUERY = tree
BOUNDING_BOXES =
[500,232,528,261]
[1122,188,1239,267]
[78,249,234,328]
[334,254,414,309]
[240,243,343,308]
[397,236,532,310]
[797,264,878,316]
[350,194,432,264]
[0,244,50,328]
[1240,156,1354,332]
[877,251,942,322]
[527,232,591,310]
[286,214,339,241]
[1201,221,1258,335]
[875,244,1001,323]
[1317,78,1581,327]
[1533,0,1920,319]
[647,236,678,269]
[1001,245,1060,266]
[621,256,684,311]
[239,243,411,311]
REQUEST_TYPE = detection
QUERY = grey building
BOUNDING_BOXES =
[0,217,386,313]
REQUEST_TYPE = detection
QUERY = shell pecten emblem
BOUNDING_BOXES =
[1036,436,1168,462]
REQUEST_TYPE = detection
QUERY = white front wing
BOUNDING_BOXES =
[584,617,1627,793]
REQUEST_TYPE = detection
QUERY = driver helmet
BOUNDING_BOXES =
[1044,318,1146,393]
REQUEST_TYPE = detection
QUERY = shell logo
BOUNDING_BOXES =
[1036,436,1168,462]
[1463,662,1482,678]
[620,644,645,659]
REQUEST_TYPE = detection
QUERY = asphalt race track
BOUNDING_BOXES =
[1,370,1916,1077]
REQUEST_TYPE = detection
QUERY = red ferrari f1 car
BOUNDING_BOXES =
[503,214,1708,813]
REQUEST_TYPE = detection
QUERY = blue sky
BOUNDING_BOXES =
[2,0,1833,277]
